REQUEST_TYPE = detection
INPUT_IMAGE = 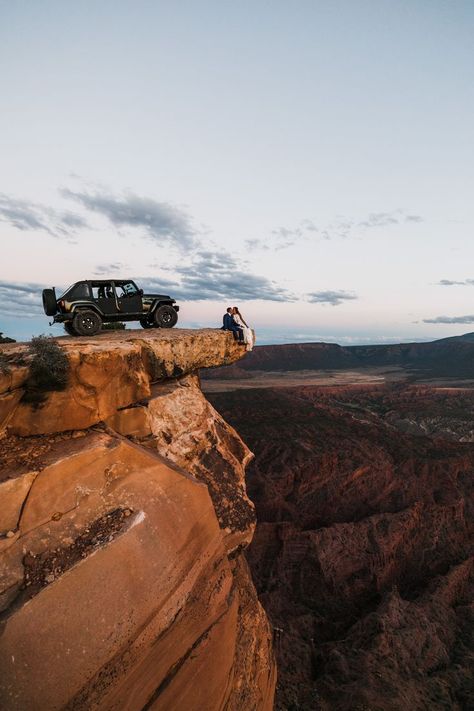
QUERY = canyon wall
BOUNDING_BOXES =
[210,385,474,711]
[0,330,276,710]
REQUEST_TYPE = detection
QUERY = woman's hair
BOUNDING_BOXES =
[233,307,248,327]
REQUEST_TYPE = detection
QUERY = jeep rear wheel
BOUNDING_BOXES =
[154,305,178,328]
[140,317,154,329]
[73,310,102,336]
[64,322,77,336]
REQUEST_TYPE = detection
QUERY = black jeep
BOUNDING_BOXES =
[42,279,179,336]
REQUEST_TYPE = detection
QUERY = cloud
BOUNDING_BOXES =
[0,247,294,323]
[62,188,198,251]
[0,193,88,237]
[139,250,296,302]
[245,238,270,251]
[93,263,125,275]
[359,211,423,229]
[359,212,399,228]
[248,210,424,250]
[437,278,474,286]
[423,314,474,324]
[306,290,358,306]
[246,219,318,252]
[270,223,318,250]
[0,280,45,317]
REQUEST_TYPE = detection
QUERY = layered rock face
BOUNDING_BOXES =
[0,330,276,710]
[209,385,474,710]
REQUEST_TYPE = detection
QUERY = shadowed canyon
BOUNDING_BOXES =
[206,339,474,710]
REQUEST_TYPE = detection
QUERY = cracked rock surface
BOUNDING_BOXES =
[0,330,275,710]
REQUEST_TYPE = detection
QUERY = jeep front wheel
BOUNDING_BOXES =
[73,310,102,336]
[154,305,178,328]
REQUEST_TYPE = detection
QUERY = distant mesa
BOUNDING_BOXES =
[203,332,474,381]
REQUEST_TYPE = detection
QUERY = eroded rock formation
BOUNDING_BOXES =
[0,330,276,710]
[209,385,474,710]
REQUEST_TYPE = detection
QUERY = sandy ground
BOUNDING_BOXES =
[201,367,407,392]
[202,367,474,392]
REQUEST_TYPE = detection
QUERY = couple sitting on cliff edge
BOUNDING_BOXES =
[222,307,254,352]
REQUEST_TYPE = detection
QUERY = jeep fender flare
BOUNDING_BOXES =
[70,302,103,317]
[149,300,173,314]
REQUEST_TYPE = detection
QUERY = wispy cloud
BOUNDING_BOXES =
[246,210,423,251]
[437,278,474,286]
[0,280,45,317]
[93,262,125,275]
[0,193,88,238]
[323,210,423,239]
[358,212,399,228]
[423,314,474,324]
[359,212,423,228]
[246,219,318,251]
[245,238,269,251]
[140,250,296,302]
[62,188,198,251]
[271,220,318,249]
[306,290,357,306]
[0,251,295,323]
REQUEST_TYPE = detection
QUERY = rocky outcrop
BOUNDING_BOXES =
[209,385,474,710]
[0,330,276,710]
[0,329,246,435]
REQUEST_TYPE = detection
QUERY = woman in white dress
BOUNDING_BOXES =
[232,307,254,351]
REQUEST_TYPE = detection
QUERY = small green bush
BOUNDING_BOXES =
[23,336,69,403]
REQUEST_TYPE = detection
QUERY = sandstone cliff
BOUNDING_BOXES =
[0,329,276,710]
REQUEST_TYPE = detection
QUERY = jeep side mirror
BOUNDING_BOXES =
[138,289,143,296]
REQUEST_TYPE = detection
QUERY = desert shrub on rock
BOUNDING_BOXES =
[23,336,69,403]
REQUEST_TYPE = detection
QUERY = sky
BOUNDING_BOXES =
[1,0,473,345]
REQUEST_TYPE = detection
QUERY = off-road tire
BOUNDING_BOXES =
[140,317,154,329]
[64,322,77,336]
[154,305,178,328]
[42,289,58,316]
[73,310,102,337]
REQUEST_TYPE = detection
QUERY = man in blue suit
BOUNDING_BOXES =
[222,307,244,341]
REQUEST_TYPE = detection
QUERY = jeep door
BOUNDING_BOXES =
[91,282,118,315]
[115,281,143,314]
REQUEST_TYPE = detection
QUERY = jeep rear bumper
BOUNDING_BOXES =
[52,314,70,323]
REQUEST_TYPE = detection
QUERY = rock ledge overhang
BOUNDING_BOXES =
[0,328,248,436]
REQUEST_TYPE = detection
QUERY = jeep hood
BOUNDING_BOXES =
[143,293,175,302]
